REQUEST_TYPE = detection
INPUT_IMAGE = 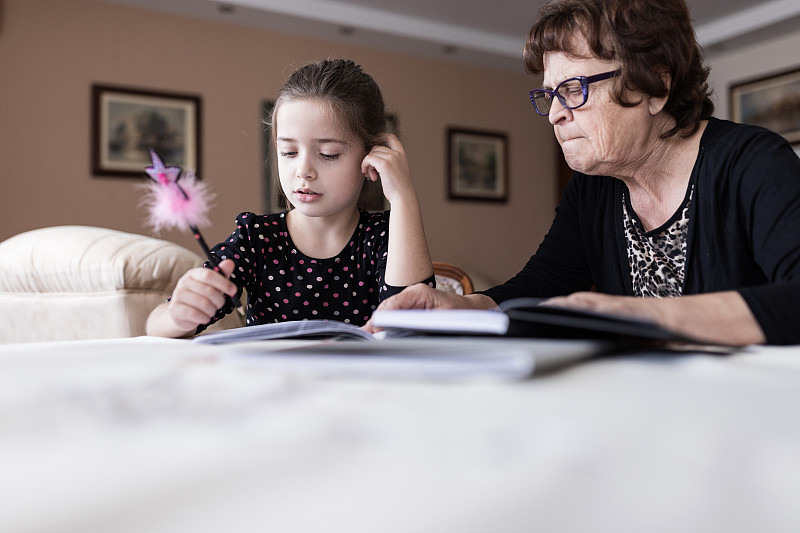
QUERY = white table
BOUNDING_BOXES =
[1,337,799,533]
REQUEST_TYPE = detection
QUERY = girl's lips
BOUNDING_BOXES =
[293,189,322,202]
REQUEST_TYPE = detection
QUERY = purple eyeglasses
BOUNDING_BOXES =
[529,70,620,115]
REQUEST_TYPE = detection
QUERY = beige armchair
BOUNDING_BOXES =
[0,226,243,343]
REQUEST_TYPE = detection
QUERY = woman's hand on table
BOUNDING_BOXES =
[543,291,766,346]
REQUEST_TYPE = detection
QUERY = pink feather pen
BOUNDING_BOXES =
[142,150,241,311]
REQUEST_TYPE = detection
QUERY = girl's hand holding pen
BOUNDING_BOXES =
[166,259,238,333]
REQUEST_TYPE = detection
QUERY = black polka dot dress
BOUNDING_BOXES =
[201,209,429,330]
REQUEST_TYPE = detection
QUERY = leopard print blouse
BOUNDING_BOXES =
[622,185,694,297]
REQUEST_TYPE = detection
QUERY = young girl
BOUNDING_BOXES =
[147,59,434,338]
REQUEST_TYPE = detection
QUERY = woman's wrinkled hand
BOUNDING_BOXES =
[542,291,765,346]
[362,284,497,333]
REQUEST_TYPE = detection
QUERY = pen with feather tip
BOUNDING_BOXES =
[142,150,243,313]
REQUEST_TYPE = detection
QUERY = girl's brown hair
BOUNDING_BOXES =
[267,59,387,211]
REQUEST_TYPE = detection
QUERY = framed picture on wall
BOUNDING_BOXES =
[92,84,201,177]
[262,100,280,213]
[730,66,800,145]
[447,128,508,202]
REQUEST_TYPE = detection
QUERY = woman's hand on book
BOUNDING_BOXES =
[363,284,496,333]
[543,290,765,346]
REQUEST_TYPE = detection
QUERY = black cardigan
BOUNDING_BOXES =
[483,118,800,345]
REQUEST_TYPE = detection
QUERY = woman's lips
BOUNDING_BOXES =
[560,136,583,149]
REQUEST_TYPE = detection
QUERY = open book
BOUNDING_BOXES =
[194,297,694,345]
[372,297,697,344]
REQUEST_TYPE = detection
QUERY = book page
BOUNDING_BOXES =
[370,309,509,335]
[193,319,374,344]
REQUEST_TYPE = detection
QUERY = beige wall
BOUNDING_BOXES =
[0,0,557,290]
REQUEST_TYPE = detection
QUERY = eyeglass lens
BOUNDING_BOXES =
[531,78,585,115]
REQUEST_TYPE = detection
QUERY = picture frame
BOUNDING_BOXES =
[92,84,201,177]
[262,100,280,213]
[447,128,508,202]
[730,66,800,145]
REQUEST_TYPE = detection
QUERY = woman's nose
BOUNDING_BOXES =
[549,97,572,125]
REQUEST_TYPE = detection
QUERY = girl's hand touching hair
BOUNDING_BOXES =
[361,134,415,206]
[360,133,433,288]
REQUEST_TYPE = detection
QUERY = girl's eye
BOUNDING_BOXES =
[279,151,297,158]
[320,153,340,161]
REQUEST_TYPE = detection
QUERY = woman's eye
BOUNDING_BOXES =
[320,153,340,161]
[279,151,296,157]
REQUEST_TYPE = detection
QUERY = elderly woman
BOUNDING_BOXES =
[376,0,800,345]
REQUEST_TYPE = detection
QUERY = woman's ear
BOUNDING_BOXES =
[648,69,671,115]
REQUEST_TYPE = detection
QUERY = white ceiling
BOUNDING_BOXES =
[95,0,800,72]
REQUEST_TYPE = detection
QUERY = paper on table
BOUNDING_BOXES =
[223,338,609,381]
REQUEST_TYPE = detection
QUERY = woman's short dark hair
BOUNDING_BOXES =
[523,0,713,138]
[268,59,387,211]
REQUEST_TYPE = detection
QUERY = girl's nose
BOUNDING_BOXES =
[296,154,317,180]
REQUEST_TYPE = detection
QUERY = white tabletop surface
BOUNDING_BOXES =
[1,337,799,533]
